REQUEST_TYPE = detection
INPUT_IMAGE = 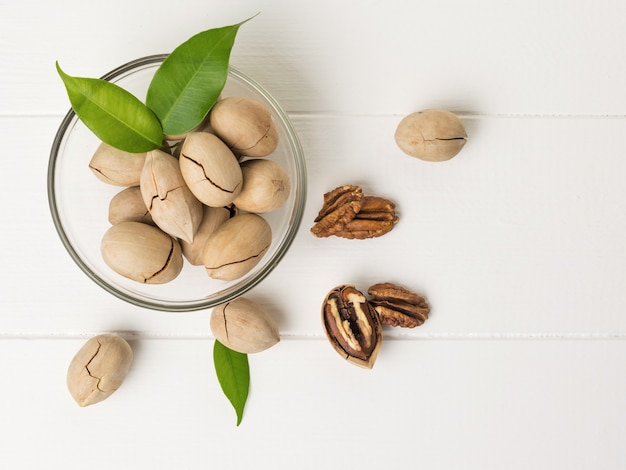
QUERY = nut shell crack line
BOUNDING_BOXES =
[180,153,240,193]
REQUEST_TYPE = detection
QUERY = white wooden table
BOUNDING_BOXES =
[2,1,626,468]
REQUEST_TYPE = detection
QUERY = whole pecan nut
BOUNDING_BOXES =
[367,282,430,328]
[321,284,383,369]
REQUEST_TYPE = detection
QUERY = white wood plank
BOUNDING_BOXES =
[2,0,626,115]
[3,2,626,469]
[0,338,624,469]
[298,113,626,335]
[2,114,626,336]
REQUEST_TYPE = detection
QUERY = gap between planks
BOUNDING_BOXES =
[1,332,626,341]
[2,112,626,120]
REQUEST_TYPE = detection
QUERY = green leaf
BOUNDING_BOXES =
[146,16,254,137]
[213,340,250,426]
[56,62,163,153]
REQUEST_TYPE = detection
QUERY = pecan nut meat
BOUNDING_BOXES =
[355,196,399,222]
[368,282,430,328]
[321,284,383,369]
[311,185,399,239]
[334,196,399,239]
[310,185,364,237]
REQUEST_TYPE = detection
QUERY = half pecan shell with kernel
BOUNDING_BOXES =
[321,284,383,369]
[368,282,430,328]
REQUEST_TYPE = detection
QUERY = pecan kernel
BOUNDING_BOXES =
[368,282,430,328]
[356,196,399,222]
[337,218,396,239]
[321,285,382,369]
[314,185,363,222]
[311,184,399,240]
[311,185,364,237]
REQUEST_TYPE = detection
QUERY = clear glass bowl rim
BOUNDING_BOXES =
[47,54,307,312]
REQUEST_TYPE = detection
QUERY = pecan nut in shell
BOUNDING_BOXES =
[321,284,383,369]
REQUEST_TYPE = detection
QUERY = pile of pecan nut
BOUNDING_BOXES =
[312,184,430,368]
[310,184,398,239]
[321,282,430,369]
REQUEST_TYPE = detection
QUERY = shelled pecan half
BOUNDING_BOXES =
[310,185,364,237]
[367,282,430,328]
[311,185,398,239]
[334,196,399,239]
[321,284,383,369]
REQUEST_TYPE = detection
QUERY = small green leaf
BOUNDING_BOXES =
[146,16,254,136]
[56,62,163,153]
[213,340,250,426]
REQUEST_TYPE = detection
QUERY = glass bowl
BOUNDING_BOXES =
[48,54,306,312]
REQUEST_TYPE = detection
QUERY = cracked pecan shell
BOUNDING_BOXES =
[139,149,203,243]
[67,334,133,407]
[368,282,430,328]
[101,221,184,284]
[179,132,243,207]
[202,213,272,281]
[210,297,280,354]
[321,284,383,369]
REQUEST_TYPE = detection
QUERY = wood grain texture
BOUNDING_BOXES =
[2,115,625,335]
[3,0,626,115]
[0,339,625,470]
